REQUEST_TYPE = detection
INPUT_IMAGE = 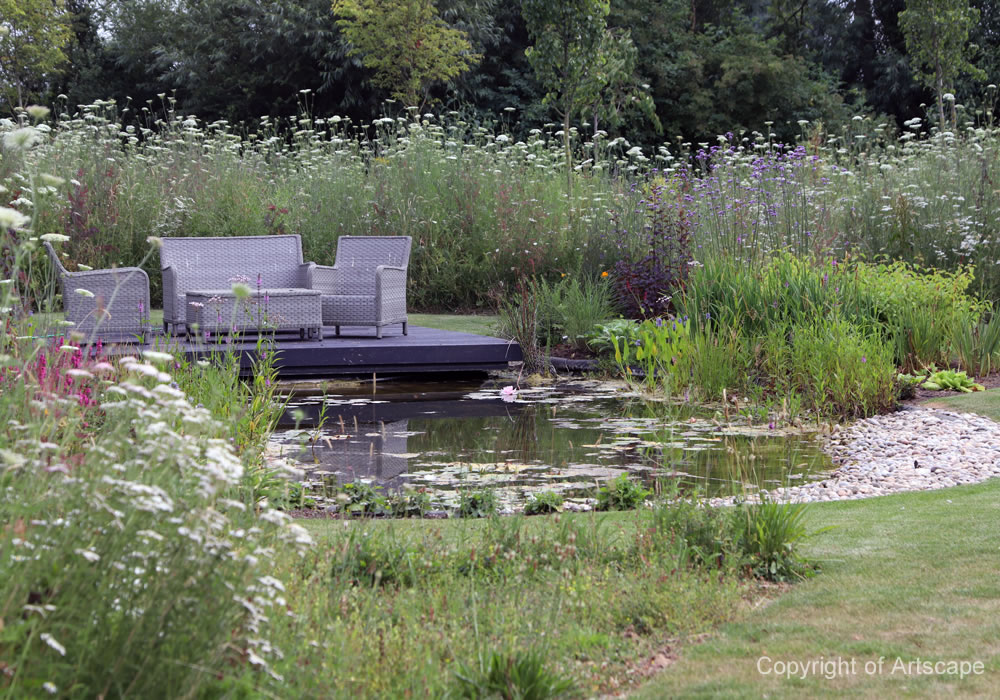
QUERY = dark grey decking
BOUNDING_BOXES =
[179,325,521,377]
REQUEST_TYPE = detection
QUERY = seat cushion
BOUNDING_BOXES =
[321,294,375,325]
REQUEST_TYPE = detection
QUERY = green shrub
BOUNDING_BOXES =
[495,280,547,374]
[330,527,419,589]
[534,275,619,351]
[733,498,819,582]
[457,489,500,518]
[953,311,1000,377]
[523,491,565,515]
[921,368,985,392]
[337,481,389,517]
[388,487,433,518]
[595,475,651,511]
[761,317,897,419]
[611,316,693,392]
[586,318,638,355]
[451,649,575,700]
[650,492,739,569]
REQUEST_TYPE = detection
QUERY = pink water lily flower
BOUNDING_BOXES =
[499,385,518,402]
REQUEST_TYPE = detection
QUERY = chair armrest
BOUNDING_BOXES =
[299,261,316,288]
[374,266,408,319]
[62,267,151,329]
[310,264,340,293]
[162,265,177,323]
[64,266,150,303]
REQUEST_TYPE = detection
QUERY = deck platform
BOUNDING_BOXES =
[175,325,521,377]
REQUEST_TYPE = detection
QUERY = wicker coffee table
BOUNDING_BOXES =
[185,288,322,341]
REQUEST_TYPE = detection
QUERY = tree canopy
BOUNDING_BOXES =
[0,0,72,109]
[333,0,480,108]
[13,0,999,144]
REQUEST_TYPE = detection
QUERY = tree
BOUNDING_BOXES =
[575,28,660,158]
[899,0,985,131]
[0,0,72,110]
[332,0,480,108]
[521,0,612,197]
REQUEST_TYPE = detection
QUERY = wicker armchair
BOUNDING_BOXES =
[311,236,412,339]
[44,242,150,338]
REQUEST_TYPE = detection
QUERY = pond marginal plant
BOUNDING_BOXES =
[595,474,651,511]
[921,368,985,392]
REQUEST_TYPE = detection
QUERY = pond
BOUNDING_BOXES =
[269,378,833,512]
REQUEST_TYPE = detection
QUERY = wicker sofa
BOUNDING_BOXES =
[160,234,314,335]
[313,236,411,338]
[44,241,150,338]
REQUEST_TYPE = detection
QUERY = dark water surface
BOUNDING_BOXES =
[269,379,832,510]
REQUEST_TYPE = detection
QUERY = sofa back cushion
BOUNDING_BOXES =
[160,235,304,291]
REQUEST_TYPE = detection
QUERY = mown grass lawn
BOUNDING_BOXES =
[921,388,1000,423]
[637,479,1000,698]
[407,313,499,336]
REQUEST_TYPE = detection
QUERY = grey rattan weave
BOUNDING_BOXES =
[313,236,411,339]
[185,288,322,341]
[44,242,150,339]
[160,234,313,335]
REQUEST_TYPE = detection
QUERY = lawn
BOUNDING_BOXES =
[637,480,1000,698]
[407,312,499,336]
[921,388,1000,423]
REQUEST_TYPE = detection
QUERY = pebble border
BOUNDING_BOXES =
[741,406,1000,504]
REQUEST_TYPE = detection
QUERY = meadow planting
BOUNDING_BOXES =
[4,102,1000,696]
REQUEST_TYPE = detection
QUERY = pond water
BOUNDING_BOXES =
[269,378,833,511]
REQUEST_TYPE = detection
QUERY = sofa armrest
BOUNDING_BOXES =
[310,264,340,293]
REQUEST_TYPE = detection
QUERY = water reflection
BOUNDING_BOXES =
[269,380,832,506]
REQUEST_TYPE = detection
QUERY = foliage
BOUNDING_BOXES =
[0,0,72,109]
[921,368,985,392]
[388,486,433,517]
[337,481,390,516]
[611,316,692,393]
[532,274,619,351]
[762,317,898,419]
[586,318,638,355]
[457,489,499,518]
[451,649,576,699]
[523,490,564,515]
[952,311,1000,377]
[521,0,610,195]
[333,0,480,107]
[734,497,817,582]
[0,335,311,695]
[899,0,985,130]
[495,278,547,374]
[650,488,739,569]
[595,474,650,511]
[895,371,926,400]
[610,180,693,319]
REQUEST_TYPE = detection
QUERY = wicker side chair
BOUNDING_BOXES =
[312,236,412,339]
[44,242,150,339]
